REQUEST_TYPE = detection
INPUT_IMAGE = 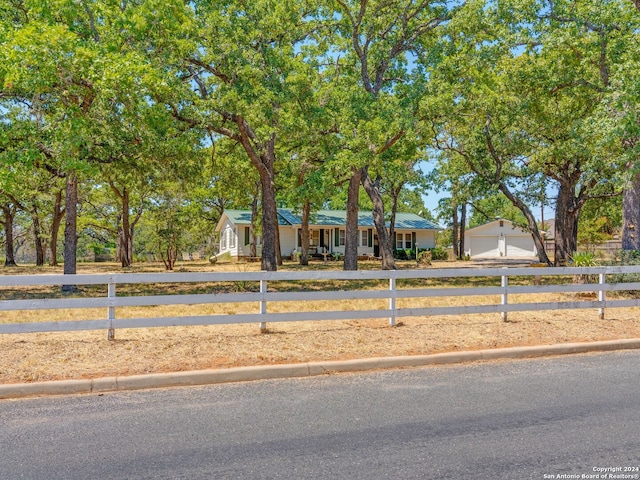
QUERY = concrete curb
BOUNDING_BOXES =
[2,338,640,400]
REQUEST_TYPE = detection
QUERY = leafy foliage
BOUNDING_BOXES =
[0,0,637,270]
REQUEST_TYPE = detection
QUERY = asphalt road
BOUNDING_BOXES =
[2,351,640,480]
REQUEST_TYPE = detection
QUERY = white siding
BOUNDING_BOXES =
[279,227,297,256]
[219,219,239,256]
[465,220,536,258]
[506,235,536,257]
[415,231,436,249]
[470,236,499,258]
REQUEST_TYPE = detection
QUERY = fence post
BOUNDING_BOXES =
[259,279,267,333]
[598,272,605,320]
[501,268,508,322]
[389,276,396,327]
[107,279,116,340]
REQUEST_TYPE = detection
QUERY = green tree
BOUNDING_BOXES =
[0,1,168,282]
[323,0,458,270]
[151,0,322,271]
[616,1,640,250]
[427,0,626,265]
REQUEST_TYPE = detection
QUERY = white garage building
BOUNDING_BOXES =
[464,219,537,259]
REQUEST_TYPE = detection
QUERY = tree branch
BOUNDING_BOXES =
[376,130,405,155]
[187,58,235,84]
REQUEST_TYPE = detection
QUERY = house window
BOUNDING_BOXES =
[298,229,322,248]
[360,230,368,247]
[221,231,227,250]
[339,229,346,246]
[311,230,320,246]
[500,220,504,227]
[229,228,235,248]
[396,232,413,249]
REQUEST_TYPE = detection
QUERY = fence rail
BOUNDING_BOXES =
[2,266,640,339]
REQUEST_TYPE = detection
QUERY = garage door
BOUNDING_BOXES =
[470,236,499,258]
[505,236,535,257]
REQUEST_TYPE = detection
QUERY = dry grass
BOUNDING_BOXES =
[1,259,640,384]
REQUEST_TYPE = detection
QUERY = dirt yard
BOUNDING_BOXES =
[1,259,639,384]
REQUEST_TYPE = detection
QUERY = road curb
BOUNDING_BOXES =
[2,338,640,399]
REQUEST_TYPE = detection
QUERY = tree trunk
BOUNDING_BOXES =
[115,214,122,262]
[1,204,17,267]
[452,201,459,259]
[126,200,144,266]
[31,206,46,266]
[62,173,78,292]
[361,167,396,270]
[110,183,132,267]
[259,164,278,271]
[344,167,360,271]
[50,189,64,266]
[554,183,580,266]
[161,240,178,270]
[622,168,640,251]
[250,189,259,258]
[275,209,282,266]
[458,203,467,259]
[300,199,310,265]
[236,122,278,271]
[388,185,402,254]
[120,188,132,267]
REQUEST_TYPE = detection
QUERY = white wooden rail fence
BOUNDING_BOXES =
[1,266,640,340]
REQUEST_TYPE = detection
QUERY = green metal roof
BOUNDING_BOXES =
[221,210,255,225]
[222,209,439,230]
[393,212,441,230]
[221,209,297,226]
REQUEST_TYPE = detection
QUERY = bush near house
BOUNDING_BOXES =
[609,250,640,294]
[393,247,448,261]
[430,247,449,261]
[393,249,416,260]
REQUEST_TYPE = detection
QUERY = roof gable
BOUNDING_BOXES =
[222,210,254,225]
[465,219,530,235]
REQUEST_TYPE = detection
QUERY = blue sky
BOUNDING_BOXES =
[418,162,557,226]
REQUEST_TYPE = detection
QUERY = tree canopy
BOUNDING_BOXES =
[0,0,637,269]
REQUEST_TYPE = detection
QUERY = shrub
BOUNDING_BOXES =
[571,251,597,267]
[610,250,640,292]
[617,249,640,265]
[570,251,598,284]
[394,249,408,260]
[430,247,449,261]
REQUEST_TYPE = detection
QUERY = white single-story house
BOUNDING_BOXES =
[216,209,441,259]
[464,219,537,258]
